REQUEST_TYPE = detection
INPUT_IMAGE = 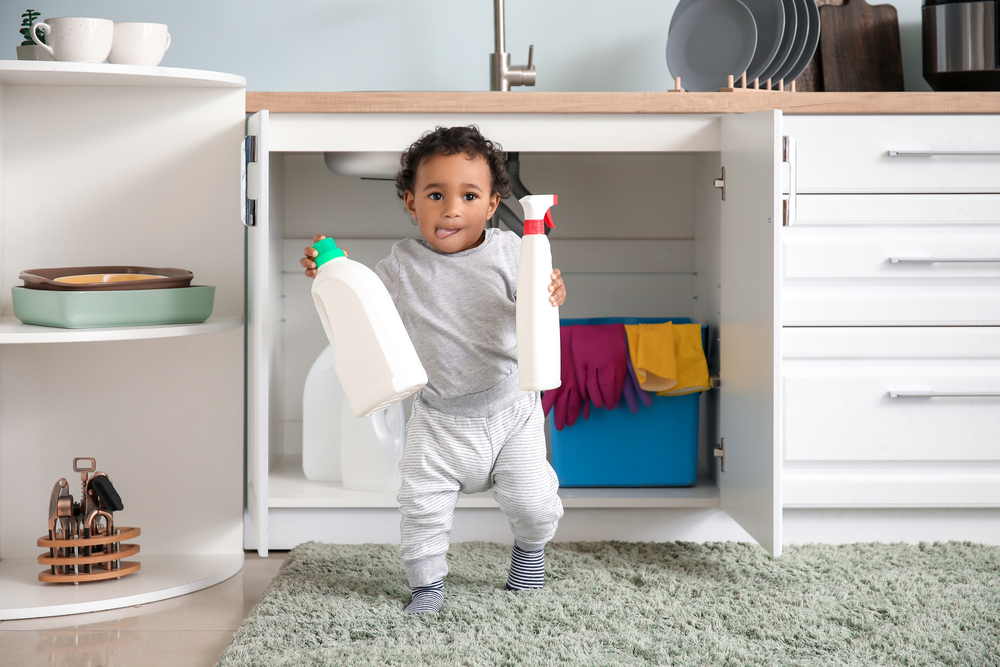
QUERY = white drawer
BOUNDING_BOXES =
[793,193,1000,226]
[783,327,1000,464]
[783,194,1000,325]
[785,115,1000,193]
[783,285,1000,325]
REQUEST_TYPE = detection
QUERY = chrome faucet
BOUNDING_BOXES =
[490,0,536,91]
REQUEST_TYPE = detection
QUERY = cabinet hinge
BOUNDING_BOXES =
[710,376,721,389]
[714,437,726,473]
[782,135,796,227]
[241,135,258,227]
[713,166,726,201]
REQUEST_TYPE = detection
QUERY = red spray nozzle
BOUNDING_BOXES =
[520,194,558,235]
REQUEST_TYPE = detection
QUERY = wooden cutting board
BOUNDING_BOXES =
[818,0,904,91]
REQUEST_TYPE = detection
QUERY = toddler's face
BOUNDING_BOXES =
[404,153,500,253]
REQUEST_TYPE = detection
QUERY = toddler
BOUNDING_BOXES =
[302,126,566,615]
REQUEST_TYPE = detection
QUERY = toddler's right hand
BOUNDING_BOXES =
[301,234,346,278]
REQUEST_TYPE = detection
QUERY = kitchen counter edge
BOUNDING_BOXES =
[246,91,1000,115]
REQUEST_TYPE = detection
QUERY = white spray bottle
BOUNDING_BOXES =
[516,194,562,391]
[310,237,427,417]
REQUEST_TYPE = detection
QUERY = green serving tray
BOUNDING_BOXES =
[12,285,215,329]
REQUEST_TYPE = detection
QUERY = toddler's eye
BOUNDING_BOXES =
[429,193,442,201]
[463,193,478,201]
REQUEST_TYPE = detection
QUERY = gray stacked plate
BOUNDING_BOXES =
[667,0,820,90]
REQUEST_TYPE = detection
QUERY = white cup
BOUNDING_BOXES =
[31,17,113,63]
[108,22,171,66]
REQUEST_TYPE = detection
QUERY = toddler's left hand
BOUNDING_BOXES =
[548,269,566,307]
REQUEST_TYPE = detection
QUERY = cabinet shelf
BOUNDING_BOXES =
[0,552,244,620]
[0,315,242,344]
[269,454,720,510]
[0,60,246,88]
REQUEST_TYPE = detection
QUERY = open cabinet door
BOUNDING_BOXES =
[245,111,270,556]
[718,110,783,556]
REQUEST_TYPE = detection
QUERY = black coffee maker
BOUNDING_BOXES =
[924,0,1000,90]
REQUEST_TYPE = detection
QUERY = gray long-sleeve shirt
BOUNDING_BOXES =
[374,228,525,417]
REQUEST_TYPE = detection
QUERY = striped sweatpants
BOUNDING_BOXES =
[397,390,564,588]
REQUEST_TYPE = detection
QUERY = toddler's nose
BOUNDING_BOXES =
[444,196,463,217]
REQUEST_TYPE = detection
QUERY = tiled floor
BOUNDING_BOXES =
[0,551,287,667]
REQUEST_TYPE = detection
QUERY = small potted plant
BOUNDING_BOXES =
[17,9,51,60]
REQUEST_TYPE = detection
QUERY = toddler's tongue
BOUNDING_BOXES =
[436,228,460,239]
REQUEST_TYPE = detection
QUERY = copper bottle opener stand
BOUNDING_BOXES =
[38,457,140,583]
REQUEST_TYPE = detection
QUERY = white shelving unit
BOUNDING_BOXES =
[0,62,247,620]
[0,60,245,88]
[0,315,242,344]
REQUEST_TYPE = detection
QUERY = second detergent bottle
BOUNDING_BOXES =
[304,237,427,492]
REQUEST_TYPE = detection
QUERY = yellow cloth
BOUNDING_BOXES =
[624,323,711,397]
[624,322,677,392]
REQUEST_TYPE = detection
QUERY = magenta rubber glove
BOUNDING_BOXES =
[571,323,628,412]
[542,326,584,431]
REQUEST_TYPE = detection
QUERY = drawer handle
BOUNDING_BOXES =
[888,150,1000,158]
[889,257,1000,264]
[889,391,1000,398]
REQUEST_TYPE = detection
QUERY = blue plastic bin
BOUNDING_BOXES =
[548,317,707,487]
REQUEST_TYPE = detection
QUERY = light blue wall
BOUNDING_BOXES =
[4,1,930,91]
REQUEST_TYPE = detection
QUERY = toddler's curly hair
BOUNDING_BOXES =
[395,126,511,200]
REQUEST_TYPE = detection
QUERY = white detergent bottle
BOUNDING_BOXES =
[310,237,427,417]
[516,194,562,391]
[301,345,345,482]
[340,397,405,492]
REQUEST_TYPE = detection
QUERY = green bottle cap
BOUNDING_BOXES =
[312,237,345,268]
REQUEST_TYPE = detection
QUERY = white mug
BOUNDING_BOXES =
[31,17,113,63]
[108,22,171,67]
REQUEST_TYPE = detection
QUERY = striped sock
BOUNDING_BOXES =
[404,579,444,615]
[505,544,545,591]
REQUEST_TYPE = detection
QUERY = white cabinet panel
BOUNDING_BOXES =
[796,193,1000,226]
[267,114,721,153]
[245,111,271,557]
[784,285,1000,326]
[783,327,1000,463]
[785,227,1000,279]
[785,115,1000,193]
[784,193,1000,324]
[783,465,1000,508]
[718,110,783,556]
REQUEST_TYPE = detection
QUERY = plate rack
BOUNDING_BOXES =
[669,72,800,93]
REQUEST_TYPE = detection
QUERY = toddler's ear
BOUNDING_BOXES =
[403,190,417,218]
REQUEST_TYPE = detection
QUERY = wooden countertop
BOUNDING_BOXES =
[246,91,1000,115]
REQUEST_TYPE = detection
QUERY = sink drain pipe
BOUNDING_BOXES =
[495,152,551,238]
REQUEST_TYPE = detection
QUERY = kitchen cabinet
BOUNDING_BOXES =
[0,62,246,620]
[782,115,1000,508]
[244,94,1000,559]
[243,106,784,558]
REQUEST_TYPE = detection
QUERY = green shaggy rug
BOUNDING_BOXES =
[217,541,1000,667]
